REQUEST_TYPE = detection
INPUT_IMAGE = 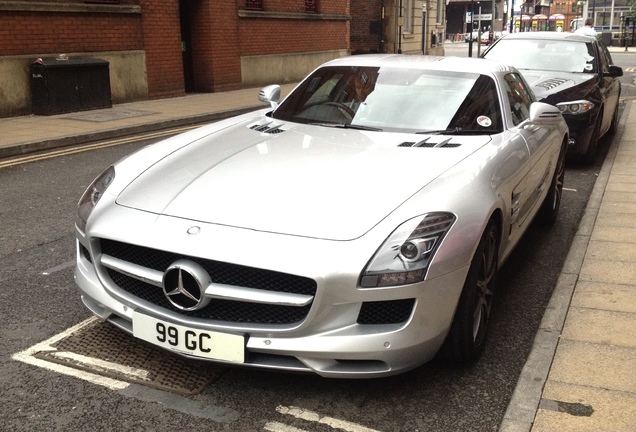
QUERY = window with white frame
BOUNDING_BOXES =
[402,0,414,33]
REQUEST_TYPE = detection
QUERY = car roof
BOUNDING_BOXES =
[320,54,517,75]
[498,31,597,43]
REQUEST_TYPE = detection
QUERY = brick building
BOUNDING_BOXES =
[0,0,349,117]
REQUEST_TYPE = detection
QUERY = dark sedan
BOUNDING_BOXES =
[482,32,622,163]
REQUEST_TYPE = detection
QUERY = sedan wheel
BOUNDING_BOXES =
[537,140,566,225]
[607,100,620,135]
[583,114,601,165]
[443,220,499,362]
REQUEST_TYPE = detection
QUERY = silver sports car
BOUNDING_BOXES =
[75,55,568,378]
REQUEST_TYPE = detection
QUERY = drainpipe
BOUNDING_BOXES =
[398,0,403,54]
[380,0,385,53]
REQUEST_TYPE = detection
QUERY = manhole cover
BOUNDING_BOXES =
[34,319,224,395]
[65,109,157,122]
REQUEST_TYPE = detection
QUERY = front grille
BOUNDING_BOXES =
[108,270,311,324]
[99,239,316,325]
[357,299,415,324]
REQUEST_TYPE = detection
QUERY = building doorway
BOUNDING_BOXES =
[179,0,195,92]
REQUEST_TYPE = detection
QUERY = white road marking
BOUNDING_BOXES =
[49,351,150,381]
[42,260,75,275]
[264,421,309,432]
[563,187,577,192]
[276,405,382,432]
[11,317,130,391]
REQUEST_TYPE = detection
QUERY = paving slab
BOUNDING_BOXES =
[561,307,636,347]
[571,281,636,314]
[533,381,636,432]
[547,339,636,393]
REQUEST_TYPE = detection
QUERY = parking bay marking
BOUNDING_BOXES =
[267,405,382,432]
[42,260,75,275]
[11,316,240,423]
[12,317,129,391]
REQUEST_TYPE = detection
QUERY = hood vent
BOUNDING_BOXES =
[249,122,285,134]
[399,138,461,148]
[535,78,569,91]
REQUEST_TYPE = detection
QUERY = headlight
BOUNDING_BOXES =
[361,212,456,287]
[76,166,115,232]
[556,100,594,115]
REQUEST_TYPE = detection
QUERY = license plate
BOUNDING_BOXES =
[132,311,245,363]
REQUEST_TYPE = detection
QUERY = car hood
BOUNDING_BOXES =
[522,70,596,101]
[116,120,490,240]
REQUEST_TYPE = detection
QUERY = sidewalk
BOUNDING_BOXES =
[0,83,298,159]
[1,80,635,432]
[501,100,636,431]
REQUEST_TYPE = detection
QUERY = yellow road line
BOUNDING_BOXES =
[0,125,197,169]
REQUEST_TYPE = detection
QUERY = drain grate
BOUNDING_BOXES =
[34,319,224,395]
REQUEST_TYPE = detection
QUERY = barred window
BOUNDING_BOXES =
[305,0,317,13]
[246,0,263,10]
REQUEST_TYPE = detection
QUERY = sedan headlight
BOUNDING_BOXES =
[556,100,594,115]
[361,212,456,287]
[77,166,115,232]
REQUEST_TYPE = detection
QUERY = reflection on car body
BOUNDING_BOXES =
[482,31,622,163]
[75,55,568,378]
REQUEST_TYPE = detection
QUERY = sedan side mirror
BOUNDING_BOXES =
[258,85,281,109]
[604,65,623,78]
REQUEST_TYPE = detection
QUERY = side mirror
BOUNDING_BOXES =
[527,102,563,125]
[604,65,623,78]
[258,85,281,109]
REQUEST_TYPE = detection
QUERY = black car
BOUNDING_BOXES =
[482,32,622,163]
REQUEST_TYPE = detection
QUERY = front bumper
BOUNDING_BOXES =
[74,224,470,378]
[564,113,597,157]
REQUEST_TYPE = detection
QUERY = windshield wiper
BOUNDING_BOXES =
[311,122,383,132]
[416,127,492,135]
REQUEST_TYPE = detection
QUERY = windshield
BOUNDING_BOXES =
[484,39,597,74]
[272,66,503,134]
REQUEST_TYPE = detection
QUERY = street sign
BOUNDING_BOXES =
[473,13,492,21]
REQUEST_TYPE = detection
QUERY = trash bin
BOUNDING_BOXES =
[30,57,112,115]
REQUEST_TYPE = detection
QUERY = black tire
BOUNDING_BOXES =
[442,220,499,363]
[536,140,566,226]
[583,114,601,165]
[607,101,620,135]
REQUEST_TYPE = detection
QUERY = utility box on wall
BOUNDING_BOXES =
[30,58,112,115]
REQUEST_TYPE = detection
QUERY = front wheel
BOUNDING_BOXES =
[536,139,566,225]
[583,115,601,165]
[442,220,499,363]
[607,100,620,135]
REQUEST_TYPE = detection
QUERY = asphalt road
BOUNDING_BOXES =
[1,48,634,431]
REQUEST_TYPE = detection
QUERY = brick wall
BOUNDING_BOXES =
[350,0,383,54]
[0,11,143,57]
[139,0,185,98]
[0,0,350,108]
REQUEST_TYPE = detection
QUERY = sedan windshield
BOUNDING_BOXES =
[272,66,503,134]
[484,39,596,74]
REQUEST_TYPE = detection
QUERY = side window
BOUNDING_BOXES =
[597,42,612,72]
[503,73,533,126]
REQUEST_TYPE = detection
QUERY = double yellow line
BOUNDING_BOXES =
[0,125,198,169]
